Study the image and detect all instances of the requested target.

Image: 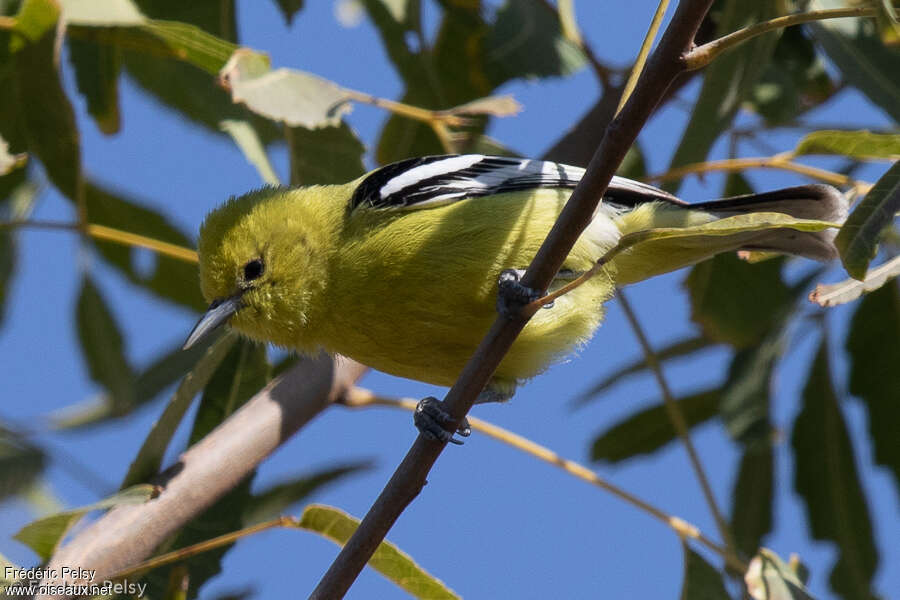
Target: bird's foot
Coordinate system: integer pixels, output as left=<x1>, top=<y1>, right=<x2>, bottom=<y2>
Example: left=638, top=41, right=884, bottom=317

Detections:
left=497, top=269, right=552, bottom=318
left=414, top=396, right=471, bottom=445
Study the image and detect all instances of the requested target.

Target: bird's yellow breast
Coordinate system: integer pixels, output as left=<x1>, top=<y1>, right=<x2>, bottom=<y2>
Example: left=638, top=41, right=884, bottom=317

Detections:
left=308, top=188, right=615, bottom=387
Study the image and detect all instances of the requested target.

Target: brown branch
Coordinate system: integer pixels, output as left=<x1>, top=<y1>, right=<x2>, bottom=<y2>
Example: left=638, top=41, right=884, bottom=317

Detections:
left=37, top=355, right=367, bottom=600
left=310, top=1, right=717, bottom=597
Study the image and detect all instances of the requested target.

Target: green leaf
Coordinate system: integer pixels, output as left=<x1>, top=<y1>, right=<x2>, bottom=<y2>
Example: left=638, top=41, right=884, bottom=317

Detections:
left=810, top=254, right=900, bottom=307
left=122, top=332, right=237, bottom=487
left=13, top=484, right=156, bottom=560
left=0, top=428, right=46, bottom=502
left=665, top=0, right=781, bottom=191
left=679, top=545, right=730, bottom=600
left=220, top=119, right=280, bottom=185
left=573, top=335, right=714, bottom=407
left=287, top=122, right=366, bottom=185
left=747, top=24, right=835, bottom=125
left=730, top=443, right=773, bottom=559
left=68, top=37, right=122, bottom=134
left=590, top=389, right=720, bottom=463
left=0, top=176, right=37, bottom=328
left=846, top=280, right=900, bottom=490
left=84, top=180, right=204, bottom=310
left=792, top=340, right=878, bottom=600
left=835, top=160, right=900, bottom=280
left=219, top=50, right=352, bottom=129
left=242, top=461, right=373, bottom=525
left=272, top=0, right=304, bottom=25
left=297, top=504, right=459, bottom=600
left=794, top=130, right=900, bottom=160
left=75, top=275, right=136, bottom=415
left=12, top=5, right=83, bottom=203
left=685, top=254, right=791, bottom=348
left=809, top=0, right=900, bottom=123
left=61, top=0, right=146, bottom=25
left=745, top=548, right=814, bottom=600
left=718, top=333, right=782, bottom=445
left=483, top=0, right=585, bottom=83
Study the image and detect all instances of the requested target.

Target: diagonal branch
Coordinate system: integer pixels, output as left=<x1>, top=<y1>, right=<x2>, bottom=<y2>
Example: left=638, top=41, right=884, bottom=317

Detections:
left=37, top=355, right=367, bottom=600
left=310, top=1, right=717, bottom=598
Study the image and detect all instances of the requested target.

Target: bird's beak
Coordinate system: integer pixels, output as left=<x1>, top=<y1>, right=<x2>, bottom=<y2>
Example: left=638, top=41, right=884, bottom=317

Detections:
left=183, top=293, right=244, bottom=350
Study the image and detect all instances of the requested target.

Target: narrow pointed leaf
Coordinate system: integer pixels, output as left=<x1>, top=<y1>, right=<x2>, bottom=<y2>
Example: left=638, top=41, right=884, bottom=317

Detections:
left=591, top=389, right=720, bottom=463
left=845, top=281, right=900, bottom=490
left=792, top=341, right=878, bottom=600
left=297, top=504, right=459, bottom=600
left=835, top=160, right=900, bottom=280
left=794, top=130, right=900, bottom=160
left=287, top=122, right=365, bottom=185
left=13, top=485, right=155, bottom=560
left=680, top=545, right=730, bottom=600
left=810, top=254, right=900, bottom=307
left=68, top=38, right=122, bottom=134
left=220, top=119, right=280, bottom=186
left=242, top=461, right=373, bottom=525
left=745, top=548, right=814, bottom=600
left=730, top=443, right=774, bottom=558
left=0, top=430, right=46, bottom=502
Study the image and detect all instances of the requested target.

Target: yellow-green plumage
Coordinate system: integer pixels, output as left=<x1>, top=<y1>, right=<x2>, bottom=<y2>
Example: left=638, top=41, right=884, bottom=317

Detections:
left=193, top=155, right=846, bottom=392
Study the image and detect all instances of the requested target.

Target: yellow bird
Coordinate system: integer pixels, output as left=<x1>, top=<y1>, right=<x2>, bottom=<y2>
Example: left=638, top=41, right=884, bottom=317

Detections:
left=185, top=155, right=845, bottom=441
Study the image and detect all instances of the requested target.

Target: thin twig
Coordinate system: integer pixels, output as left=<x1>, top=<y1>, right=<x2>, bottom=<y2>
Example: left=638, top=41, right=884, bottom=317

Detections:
left=310, top=2, right=718, bottom=597
left=646, top=155, right=856, bottom=188
left=685, top=7, right=879, bottom=70
left=1, top=219, right=199, bottom=263
left=342, top=389, right=746, bottom=572
left=617, top=289, right=740, bottom=565
left=617, top=0, right=671, bottom=114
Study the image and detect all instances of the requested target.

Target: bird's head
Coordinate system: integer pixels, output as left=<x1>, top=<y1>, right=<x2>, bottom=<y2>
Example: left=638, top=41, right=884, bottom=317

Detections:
left=184, top=186, right=335, bottom=350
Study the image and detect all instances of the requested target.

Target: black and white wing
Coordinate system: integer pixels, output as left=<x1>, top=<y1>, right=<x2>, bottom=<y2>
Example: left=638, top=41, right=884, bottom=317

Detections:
left=349, top=155, right=683, bottom=212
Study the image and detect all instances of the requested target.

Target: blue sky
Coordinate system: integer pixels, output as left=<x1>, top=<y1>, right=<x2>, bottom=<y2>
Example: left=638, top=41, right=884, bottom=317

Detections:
left=1, top=1, right=897, bottom=598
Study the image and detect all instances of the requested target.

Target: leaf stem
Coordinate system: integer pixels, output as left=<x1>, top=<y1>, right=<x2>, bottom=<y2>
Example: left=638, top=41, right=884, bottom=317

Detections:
left=109, top=516, right=297, bottom=580
left=685, top=7, right=879, bottom=70
left=342, top=388, right=746, bottom=572
left=617, top=0, right=672, bottom=114
left=617, top=290, right=740, bottom=567
left=1, top=219, right=199, bottom=263
left=647, top=155, right=856, bottom=187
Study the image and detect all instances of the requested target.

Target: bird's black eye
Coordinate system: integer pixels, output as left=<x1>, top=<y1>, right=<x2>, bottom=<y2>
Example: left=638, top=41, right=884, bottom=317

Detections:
left=243, top=258, right=264, bottom=281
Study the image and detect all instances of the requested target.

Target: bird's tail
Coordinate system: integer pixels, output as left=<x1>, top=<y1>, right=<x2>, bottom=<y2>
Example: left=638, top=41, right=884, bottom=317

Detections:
left=690, top=184, right=848, bottom=261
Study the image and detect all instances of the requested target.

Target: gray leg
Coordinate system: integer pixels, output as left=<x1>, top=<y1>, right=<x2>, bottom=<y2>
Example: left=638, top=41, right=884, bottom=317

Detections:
left=497, top=269, right=551, bottom=317
left=414, top=397, right=471, bottom=445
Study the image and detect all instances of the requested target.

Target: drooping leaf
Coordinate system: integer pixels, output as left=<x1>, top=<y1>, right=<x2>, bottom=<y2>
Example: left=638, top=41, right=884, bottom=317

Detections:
left=75, top=275, right=136, bottom=416
left=574, top=335, right=715, bottom=407
left=287, top=122, right=366, bottom=186
left=10, top=0, right=58, bottom=48
left=718, top=333, right=782, bottom=445
left=792, top=340, right=878, bottom=600
left=665, top=0, right=782, bottom=191
left=482, top=0, right=586, bottom=83
left=220, top=119, right=280, bottom=186
left=0, top=176, right=37, bottom=328
left=679, top=545, right=730, bottom=600
left=219, top=49, right=353, bottom=129
left=297, top=504, right=459, bottom=600
left=272, top=0, right=304, bottom=25
left=730, top=443, right=773, bottom=559
left=747, top=24, right=836, bottom=125
left=84, top=180, right=204, bottom=311
left=810, top=254, right=900, bottom=307
left=0, top=428, right=46, bottom=502
left=12, top=1, right=83, bottom=203
left=794, top=130, right=900, bottom=160
left=686, top=254, right=790, bottom=348
left=845, top=280, right=900, bottom=490
left=835, top=160, right=900, bottom=280
left=68, top=37, right=122, bottom=134
left=122, top=331, right=236, bottom=487
left=13, top=485, right=156, bottom=560
left=242, top=461, right=373, bottom=525
left=745, top=548, right=814, bottom=600
left=808, top=0, right=900, bottom=123
left=590, top=389, right=720, bottom=463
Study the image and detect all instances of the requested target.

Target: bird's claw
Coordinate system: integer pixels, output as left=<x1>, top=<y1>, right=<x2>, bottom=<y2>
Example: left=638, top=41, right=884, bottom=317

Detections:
left=414, top=396, right=471, bottom=445
left=497, top=269, right=552, bottom=317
